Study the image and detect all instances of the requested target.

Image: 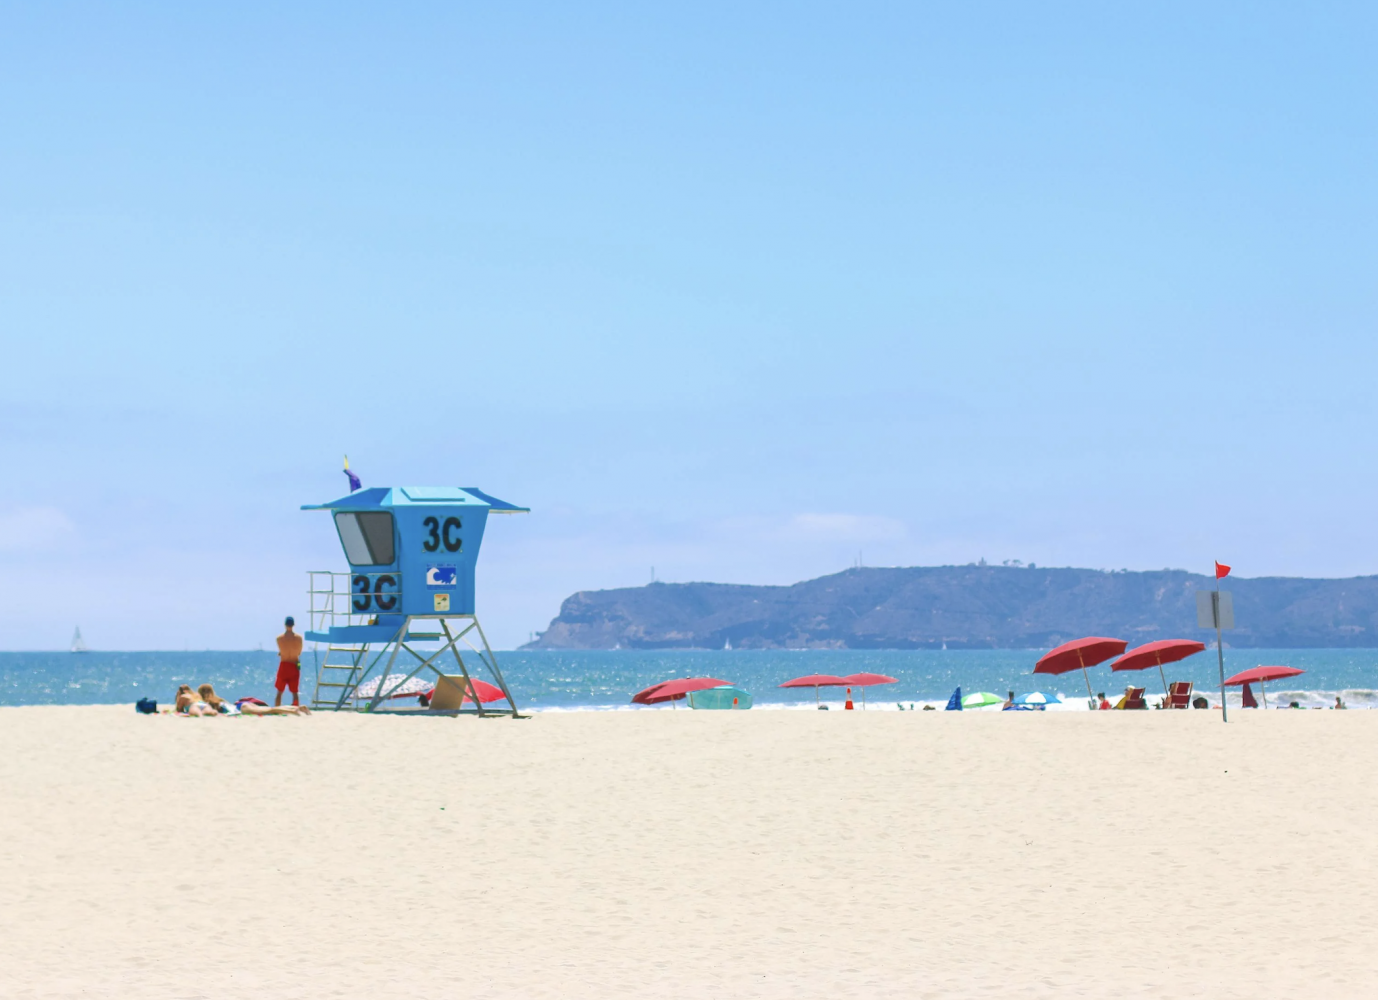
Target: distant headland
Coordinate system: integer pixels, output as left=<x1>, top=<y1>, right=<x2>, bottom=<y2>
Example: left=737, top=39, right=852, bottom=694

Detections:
left=523, top=565, right=1378, bottom=650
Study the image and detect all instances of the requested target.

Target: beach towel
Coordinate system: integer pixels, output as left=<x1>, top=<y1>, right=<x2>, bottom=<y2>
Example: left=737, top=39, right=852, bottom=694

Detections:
left=945, top=687, right=962, bottom=711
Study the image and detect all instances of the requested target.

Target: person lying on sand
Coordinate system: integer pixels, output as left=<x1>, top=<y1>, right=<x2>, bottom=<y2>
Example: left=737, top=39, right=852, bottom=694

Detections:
left=238, top=702, right=312, bottom=716
left=174, top=685, right=217, bottom=717
left=197, top=684, right=237, bottom=715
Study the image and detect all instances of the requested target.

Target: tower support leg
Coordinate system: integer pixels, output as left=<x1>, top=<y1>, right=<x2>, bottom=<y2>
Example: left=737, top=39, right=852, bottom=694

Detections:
left=470, top=616, right=520, bottom=719
left=364, top=616, right=413, bottom=712
left=440, top=619, right=488, bottom=718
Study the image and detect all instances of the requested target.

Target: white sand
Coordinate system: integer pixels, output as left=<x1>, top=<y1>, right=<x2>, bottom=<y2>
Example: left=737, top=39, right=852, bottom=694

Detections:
left=1, top=706, right=1375, bottom=998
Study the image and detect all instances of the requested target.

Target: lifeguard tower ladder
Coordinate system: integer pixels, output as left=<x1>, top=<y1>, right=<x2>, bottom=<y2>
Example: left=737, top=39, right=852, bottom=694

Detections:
left=302, top=485, right=528, bottom=716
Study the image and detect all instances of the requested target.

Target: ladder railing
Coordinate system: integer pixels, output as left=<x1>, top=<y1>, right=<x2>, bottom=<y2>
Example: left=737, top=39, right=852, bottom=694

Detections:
left=312, top=643, right=372, bottom=710
left=308, top=571, right=373, bottom=710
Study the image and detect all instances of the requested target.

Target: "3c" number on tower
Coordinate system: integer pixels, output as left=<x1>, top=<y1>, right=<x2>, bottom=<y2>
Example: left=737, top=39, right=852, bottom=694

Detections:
left=422, top=516, right=463, bottom=553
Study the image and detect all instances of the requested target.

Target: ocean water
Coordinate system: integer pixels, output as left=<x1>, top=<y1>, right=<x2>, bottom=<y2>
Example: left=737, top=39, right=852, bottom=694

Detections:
left=2, top=648, right=1376, bottom=709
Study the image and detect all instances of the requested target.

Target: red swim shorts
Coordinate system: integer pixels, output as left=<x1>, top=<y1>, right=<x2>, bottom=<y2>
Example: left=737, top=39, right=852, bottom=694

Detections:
left=275, top=660, right=300, bottom=694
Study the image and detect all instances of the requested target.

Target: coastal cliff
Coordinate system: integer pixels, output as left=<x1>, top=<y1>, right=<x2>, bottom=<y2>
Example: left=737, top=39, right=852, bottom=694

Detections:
left=524, top=565, right=1378, bottom=650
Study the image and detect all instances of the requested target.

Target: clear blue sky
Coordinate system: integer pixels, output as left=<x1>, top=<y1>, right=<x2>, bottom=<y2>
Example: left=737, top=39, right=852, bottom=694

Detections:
left=3, top=3, right=1376, bottom=649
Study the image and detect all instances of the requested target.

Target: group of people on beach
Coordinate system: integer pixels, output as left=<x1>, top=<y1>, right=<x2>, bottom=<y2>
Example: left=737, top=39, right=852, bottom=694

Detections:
left=171, top=616, right=310, bottom=717
left=173, top=683, right=311, bottom=716
left=1082, top=688, right=1348, bottom=711
left=1088, top=689, right=1211, bottom=710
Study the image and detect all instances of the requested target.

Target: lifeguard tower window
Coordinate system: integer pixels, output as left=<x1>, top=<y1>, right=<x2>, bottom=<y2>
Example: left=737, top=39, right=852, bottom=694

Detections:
left=334, top=511, right=395, bottom=565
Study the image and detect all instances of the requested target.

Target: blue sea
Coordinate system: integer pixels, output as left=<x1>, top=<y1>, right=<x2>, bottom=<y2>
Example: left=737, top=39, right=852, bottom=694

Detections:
left=2, top=648, right=1376, bottom=709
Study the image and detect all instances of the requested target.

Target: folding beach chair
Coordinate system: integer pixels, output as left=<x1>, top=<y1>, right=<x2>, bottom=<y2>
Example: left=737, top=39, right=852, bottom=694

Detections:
left=428, top=674, right=474, bottom=711
left=1166, top=681, right=1193, bottom=709
left=1118, top=686, right=1148, bottom=710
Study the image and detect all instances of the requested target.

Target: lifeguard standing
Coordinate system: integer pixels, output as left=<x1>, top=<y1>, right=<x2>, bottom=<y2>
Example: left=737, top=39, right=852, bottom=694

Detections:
left=275, top=616, right=304, bottom=706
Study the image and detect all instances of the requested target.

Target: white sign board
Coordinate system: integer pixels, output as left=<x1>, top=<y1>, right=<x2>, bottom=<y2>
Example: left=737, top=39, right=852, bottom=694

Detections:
left=1196, top=590, right=1234, bottom=630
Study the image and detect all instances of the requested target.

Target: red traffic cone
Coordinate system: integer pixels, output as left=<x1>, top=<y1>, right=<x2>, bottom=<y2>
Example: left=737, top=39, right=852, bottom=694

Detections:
left=844, top=687, right=854, bottom=711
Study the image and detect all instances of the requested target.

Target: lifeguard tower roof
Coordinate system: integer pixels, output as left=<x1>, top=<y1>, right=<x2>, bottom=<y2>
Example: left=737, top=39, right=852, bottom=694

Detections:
left=301, top=486, right=529, bottom=513
left=302, top=484, right=526, bottom=623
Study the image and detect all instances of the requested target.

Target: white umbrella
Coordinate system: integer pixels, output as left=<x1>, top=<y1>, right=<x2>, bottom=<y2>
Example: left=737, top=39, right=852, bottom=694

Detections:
left=353, top=674, right=433, bottom=700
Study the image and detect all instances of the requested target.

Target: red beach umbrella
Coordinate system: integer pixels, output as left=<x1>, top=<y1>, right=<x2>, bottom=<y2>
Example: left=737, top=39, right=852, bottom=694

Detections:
left=631, top=677, right=732, bottom=707
left=842, top=672, right=899, bottom=710
left=1034, top=637, right=1127, bottom=701
left=460, top=678, right=507, bottom=704
left=1223, top=665, right=1304, bottom=710
left=779, top=674, right=851, bottom=707
left=1224, top=665, right=1305, bottom=685
left=1111, top=639, right=1207, bottom=698
left=780, top=674, right=852, bottom=688
left=843, top=673, right=899, bottom=687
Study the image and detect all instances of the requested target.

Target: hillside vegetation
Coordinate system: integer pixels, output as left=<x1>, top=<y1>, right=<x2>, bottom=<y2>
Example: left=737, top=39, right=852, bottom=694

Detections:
left=525, top=566, right=1378, bottom=650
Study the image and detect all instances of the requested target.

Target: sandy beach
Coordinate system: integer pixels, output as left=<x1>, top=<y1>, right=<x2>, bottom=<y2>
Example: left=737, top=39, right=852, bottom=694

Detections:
left=2, top=706, right=1374, bottom=998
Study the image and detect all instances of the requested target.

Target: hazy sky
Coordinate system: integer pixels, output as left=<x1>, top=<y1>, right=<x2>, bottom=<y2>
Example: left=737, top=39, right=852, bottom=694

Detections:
left=3, top=3, right=1377, bottom=649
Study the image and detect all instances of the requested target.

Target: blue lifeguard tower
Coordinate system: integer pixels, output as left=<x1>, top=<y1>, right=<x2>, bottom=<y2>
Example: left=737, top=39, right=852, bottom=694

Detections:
left=301, top=485, right=528, bottom=715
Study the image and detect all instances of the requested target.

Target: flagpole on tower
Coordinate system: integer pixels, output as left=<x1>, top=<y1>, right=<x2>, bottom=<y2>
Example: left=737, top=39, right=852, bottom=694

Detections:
left=343, top=456, right=362, bottom=493
left=1214, top=560, right=1230, bottom=723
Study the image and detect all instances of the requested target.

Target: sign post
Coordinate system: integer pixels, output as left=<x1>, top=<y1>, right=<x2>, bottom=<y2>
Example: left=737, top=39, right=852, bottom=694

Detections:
left=1196, top=561, right=1234, bottom=722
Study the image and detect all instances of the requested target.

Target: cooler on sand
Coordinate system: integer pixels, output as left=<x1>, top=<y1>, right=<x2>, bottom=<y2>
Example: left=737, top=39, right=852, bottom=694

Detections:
left=687, top=686, right=754, bottom=710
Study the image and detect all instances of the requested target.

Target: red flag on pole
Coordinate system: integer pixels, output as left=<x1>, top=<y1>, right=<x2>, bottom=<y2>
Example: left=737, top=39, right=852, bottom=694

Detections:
left=1215, top=561, right=1231, bottom=579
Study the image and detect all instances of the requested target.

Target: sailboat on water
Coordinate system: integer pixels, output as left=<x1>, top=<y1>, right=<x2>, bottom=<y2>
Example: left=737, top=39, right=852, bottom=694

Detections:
left=70, top=627, right=89, bottom=653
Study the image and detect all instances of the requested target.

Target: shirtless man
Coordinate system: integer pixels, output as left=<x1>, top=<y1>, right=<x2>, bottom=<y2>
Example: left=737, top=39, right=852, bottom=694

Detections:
left=274, top=616, right=304, bottom=707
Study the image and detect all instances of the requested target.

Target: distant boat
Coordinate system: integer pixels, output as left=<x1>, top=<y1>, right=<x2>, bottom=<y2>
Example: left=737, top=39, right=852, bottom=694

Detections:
left=723, top=638, right=732, bottom=651
left=71, top=627, right=89, bottom=653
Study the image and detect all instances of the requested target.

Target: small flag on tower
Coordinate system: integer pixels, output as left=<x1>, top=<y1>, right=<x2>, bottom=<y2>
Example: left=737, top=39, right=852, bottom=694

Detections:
left=343, top=456, right=361, bottom=493
left=1215, top=560, right=1231, bottom=579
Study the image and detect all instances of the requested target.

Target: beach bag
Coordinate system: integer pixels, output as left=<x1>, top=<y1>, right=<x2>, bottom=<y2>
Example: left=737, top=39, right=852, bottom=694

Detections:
left=136, top=698, right=157, bottom=714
